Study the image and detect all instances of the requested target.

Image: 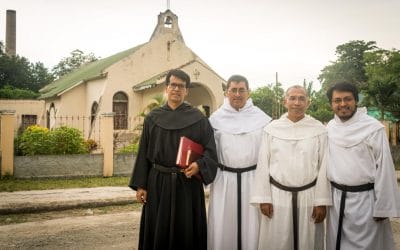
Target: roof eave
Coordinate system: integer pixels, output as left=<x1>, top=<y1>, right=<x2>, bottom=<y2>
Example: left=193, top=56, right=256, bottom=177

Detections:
left=57, top=72, right=108, bottom=97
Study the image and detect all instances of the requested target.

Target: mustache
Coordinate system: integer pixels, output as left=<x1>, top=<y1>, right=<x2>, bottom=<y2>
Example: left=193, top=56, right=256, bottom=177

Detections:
left=337, top=106, right=352, bottom=110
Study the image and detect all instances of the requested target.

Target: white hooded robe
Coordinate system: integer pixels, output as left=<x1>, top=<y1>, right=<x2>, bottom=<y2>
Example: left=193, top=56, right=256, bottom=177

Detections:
left=208, top=98, right=271, bottom=250
left=326, top=108, right=400, bottom=250
left=250, top=114, right=332, bottom=250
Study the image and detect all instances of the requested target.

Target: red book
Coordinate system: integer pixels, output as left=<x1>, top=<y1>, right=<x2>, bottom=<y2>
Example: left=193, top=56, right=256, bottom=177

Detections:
left=176, top=136, right=204, bottom=168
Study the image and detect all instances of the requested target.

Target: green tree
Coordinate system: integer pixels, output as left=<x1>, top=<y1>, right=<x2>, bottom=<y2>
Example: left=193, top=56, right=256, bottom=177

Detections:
left=30, top=62, right=54, bottom=92
left=307, top=89, right=334, bottom=123
left=0, top=40, right=54, bottom=97
left=318, top=40, right=377, bottom=90
left=251, top=83, right=284, bottom=119
left=302, top=80, right=333, bottom=123
left=303, top=80, right=315, bottom=99
left=52, top=49, right=98, bottom=79
left=0, top=52, right=32, bottom=90
left=363, top=49, right=400, bottom=119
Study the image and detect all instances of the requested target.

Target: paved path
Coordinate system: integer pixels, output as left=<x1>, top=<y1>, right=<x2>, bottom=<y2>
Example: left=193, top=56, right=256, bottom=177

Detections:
left=0, top=187, right=136, bottom=214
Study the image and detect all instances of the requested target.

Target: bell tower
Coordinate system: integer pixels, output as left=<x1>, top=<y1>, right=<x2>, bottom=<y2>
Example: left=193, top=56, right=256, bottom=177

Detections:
left=149, top=9, right=185, bottom=43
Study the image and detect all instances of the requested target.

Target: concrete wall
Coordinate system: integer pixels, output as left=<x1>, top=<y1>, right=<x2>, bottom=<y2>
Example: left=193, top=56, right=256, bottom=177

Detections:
left=113, top=153, right=135, bottom=176
left=13, top=153, right=135, bottom=179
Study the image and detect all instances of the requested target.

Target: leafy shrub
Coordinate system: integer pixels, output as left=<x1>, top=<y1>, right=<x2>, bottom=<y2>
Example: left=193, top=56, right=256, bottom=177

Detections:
left=117, top=142, right=139, bottom=154
left=50, top=126, right=88, bottom=154
left=18, top=125, right=88, bottom=155
left=18, top=125, right=51, bottom=155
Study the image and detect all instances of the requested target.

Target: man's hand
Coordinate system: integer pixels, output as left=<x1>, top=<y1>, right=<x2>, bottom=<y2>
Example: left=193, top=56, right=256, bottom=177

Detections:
left=184, top=162, right=200, bottom=178
left=136, top=188, right=147, bottom=205
left=312, top=206, right=326, bottom=223
left=260, top=203, right=273, bottom=218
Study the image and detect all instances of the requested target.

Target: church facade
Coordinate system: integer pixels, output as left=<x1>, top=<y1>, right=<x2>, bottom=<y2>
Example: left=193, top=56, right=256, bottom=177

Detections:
left=38, top=9, right=225, bottom=141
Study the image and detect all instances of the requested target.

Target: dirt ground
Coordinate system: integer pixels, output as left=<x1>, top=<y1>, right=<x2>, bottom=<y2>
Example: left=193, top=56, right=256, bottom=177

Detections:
left=1, top=204, right=400, bottom=249
left=0, top=205, right=140, bottom=250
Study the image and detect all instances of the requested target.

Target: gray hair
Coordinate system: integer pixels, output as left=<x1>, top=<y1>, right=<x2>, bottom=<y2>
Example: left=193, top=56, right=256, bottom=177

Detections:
left=285, top=85, right=308, bottom=97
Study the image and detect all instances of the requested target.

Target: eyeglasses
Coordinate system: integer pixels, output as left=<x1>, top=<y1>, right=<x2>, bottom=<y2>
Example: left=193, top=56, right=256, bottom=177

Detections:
left=332, top=96, right=354, bottom=104
left=287, top=96, right=307, bottom=102
left=168, top=83, right=186, bottom=90
left=227, top=88, right=248, bottom=95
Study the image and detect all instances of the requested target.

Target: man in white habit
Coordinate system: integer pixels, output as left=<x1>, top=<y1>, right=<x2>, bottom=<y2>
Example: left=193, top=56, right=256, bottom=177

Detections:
left=325, top=81, right=400, bottom=250
left=250, top=85, right=332, bottom=250
left=208, top=75, right=271, bottom=250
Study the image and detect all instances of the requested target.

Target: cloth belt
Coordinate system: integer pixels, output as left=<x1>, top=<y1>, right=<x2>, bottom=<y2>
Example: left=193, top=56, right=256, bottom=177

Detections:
left=331, top=181, right=374, bottom=250
left=218, top=164, right=256, bottom=250
left=270, top=176, right=317, bottom=250
left=153, top=163, right=182, bottom=250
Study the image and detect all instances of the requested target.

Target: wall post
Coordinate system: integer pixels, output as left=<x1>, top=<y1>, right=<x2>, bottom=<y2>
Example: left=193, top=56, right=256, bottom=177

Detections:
left=1, top=110, right=16, bottom=177
left=100, top=113, right=115, bottom=177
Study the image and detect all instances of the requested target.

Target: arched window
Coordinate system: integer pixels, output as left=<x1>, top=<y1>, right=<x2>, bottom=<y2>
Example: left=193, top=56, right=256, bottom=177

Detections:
left=113, top=92, right=128, bottom=130
left=47, top=103, right=56, bottom=130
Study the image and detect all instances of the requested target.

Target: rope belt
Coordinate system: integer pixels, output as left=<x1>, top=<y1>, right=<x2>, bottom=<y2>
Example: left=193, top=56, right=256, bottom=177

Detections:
left=270, top=176, right=317, bottom=250
left=218, top=164, right=256, bottom=250
left=153, top=163, right=182, bottom=250
left=330, top=181, right=374, bottom=250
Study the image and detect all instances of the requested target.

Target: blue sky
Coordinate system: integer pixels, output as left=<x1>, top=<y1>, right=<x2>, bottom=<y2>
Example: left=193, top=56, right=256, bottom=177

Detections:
left=1, top=0, right=399, bottom=90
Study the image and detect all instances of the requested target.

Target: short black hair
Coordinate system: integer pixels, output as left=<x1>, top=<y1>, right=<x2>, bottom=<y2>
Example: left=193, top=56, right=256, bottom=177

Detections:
left=227, top=75, right=249, bottom=90
left=326, top=81, right=359, bottom=103
left=165, top=69, right=191, bottom=88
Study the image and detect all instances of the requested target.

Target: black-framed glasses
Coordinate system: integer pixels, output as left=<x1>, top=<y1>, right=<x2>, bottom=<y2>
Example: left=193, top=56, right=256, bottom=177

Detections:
left=227, top=88, right=248, bottom=94
left=332, top=96, right=354, bottom=104
left=168, top=83, right=186, bottom=90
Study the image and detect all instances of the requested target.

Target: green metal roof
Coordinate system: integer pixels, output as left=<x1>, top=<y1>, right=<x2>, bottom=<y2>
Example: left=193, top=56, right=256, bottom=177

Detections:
left=39, top=43, right=146, bottom=99
left=133, top=70, right=169, bottom=92
left=132, top=60, right=202, bottom=92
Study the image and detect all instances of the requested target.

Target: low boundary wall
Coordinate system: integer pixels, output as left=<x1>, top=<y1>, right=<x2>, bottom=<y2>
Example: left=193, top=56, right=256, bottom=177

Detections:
left=7, top=146, right=400, bottom=179
left=13, top=153, right=135, bottom=179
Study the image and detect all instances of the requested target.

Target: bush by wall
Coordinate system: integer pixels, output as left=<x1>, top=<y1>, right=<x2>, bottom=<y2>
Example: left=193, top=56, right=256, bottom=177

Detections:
left=18, top=125, right=52, bottom=155
left=50, top=126, right=88, bottom=154
left=18, top=125, right=89, bottom=155
left=117, top=142, right=139, bottom=154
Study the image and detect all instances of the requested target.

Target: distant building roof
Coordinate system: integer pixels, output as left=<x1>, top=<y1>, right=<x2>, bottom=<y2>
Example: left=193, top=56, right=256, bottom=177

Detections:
left=39, top=44, right=145, bottom=99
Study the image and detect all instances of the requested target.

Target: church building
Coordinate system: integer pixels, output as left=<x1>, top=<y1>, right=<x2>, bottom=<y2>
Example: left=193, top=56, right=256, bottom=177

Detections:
left=38, top=9, right=225, bottom=141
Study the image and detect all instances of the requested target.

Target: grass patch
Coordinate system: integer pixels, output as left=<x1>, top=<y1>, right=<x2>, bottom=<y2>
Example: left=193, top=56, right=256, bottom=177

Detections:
left=0, top=176, right=130, bottom=192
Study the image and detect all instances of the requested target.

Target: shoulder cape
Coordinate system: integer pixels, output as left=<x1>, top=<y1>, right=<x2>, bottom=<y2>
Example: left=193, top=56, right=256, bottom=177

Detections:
left=266, top=114, right=326, bottom=140
left=327, top=107, right=384, bottom=147
left=209, top=98, right=271, bottom=134
left=148, top=102, right=205, bottom=130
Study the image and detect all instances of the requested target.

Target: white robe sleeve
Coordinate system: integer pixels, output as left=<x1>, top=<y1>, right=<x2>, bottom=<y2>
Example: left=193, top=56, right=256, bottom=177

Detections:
left=369, top=128, right=400, bottom=217
left=313, top=133, right=332, bottom=206
left=250, top=129, right=272, bottom=205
